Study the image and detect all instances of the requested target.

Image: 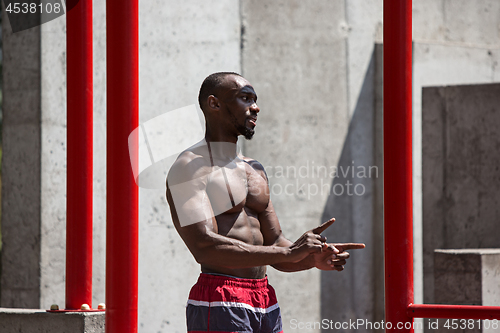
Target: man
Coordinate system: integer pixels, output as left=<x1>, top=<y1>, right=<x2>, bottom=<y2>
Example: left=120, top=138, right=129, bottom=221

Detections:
left=166, top=72, right=365, bottom=333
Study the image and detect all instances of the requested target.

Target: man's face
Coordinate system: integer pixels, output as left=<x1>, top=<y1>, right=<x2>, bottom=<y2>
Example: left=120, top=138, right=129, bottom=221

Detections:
left=220, top=75, right=260, bottom=140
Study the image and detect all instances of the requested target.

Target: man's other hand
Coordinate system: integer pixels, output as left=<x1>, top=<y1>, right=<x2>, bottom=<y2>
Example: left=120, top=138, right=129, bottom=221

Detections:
left=287, top=218, right=337, bottom=263
left=313, top=243, right=366, bottom=271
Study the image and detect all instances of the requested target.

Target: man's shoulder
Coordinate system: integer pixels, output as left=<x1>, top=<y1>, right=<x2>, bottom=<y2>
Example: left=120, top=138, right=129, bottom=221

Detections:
left=167, top=148, right=212, bottom=187
left=240, top=155, right=268, bottom=180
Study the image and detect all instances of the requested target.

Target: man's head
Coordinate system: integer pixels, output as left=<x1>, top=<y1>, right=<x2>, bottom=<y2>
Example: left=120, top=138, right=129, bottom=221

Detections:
left=198, top=72, right=259, bottom=140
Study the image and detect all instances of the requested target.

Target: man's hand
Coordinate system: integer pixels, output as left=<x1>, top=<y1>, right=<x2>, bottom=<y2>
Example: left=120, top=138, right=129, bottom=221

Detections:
left=287, top=218, right=337, bottom=263
left=312, top=243, right=365, bottom=271
left=270, top=218, right=365, bottom=272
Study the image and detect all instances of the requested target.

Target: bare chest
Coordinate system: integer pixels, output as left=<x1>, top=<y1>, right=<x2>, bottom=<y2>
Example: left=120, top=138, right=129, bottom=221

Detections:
left=206, top=162, right=269, bottom=216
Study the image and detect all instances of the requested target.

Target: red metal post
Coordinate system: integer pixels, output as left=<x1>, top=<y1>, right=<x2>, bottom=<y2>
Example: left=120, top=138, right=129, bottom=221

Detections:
left=106, top=0, right=139, bottom=331
left=408, top=304, right=500, bottom=320
left=383, top=0, right=413, bottom=331
left=382, top=0, right=500, bottom=325
left=66, top=0, right=93, bottom=310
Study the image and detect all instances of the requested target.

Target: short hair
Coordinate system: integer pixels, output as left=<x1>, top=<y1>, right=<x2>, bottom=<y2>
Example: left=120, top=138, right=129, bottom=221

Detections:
left=198, top=72, right=242, bottom=111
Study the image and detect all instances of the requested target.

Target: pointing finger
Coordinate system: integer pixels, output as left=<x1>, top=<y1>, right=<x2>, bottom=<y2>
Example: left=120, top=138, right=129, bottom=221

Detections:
left=312, top=218, right=335, bottom=235
left=334, top=243, right=366, bottom=252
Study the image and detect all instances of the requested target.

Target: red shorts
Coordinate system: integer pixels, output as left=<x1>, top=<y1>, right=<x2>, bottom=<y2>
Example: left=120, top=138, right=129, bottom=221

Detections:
left=186, top=273, right=283, bottom=333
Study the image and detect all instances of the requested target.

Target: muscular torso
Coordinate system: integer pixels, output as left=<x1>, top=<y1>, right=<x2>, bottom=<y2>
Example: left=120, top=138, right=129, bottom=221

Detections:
left=201, top=155, right=270, bottom=279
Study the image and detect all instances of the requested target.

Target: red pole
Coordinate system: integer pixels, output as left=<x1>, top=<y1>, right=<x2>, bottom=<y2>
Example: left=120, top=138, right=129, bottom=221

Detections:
left=383, top=0, right=413, bottom=332
left=408, top=304, right=500, bottom=320
left=106, top=0, right=139, bottom=331
left=66, top=0, right=93, bottom=310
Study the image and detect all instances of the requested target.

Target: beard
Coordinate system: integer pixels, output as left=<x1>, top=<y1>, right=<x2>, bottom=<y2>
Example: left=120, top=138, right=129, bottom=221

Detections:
left=236, top=123, right=255, bottom=140
left=227, top=108, right=255, bottom=140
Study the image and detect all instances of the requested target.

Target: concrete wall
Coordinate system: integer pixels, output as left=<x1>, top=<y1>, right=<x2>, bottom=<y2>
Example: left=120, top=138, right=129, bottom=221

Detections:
left=422, top=83, right=500, bottom=307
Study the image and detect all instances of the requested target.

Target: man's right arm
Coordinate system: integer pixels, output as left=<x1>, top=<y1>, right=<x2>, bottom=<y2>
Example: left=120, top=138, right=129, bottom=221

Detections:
left=166, top=186, right=327, bottom=269
left=165, top=153, right=324, bottom=269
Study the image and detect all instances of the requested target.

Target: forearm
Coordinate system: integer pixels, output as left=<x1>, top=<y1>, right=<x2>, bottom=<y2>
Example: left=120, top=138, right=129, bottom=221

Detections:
left=271, top=257, right=315, bottom=272
left=193, top=232, right=292, bottom=269
left=269, top=236, right=315, bottom=272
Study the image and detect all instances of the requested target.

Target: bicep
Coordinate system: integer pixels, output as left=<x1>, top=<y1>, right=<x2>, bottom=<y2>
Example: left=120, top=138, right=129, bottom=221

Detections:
left=166, top=156, right=219, bottom=247
left=166, top=184, right=219, bottom=260
left=166, top=154, right=215, bottom=228
left=168, top=180, right=213, bottom=228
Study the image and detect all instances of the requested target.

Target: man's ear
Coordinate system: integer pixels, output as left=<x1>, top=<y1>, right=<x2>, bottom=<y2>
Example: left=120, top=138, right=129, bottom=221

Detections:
left=207, top=95, right=220, bottom=111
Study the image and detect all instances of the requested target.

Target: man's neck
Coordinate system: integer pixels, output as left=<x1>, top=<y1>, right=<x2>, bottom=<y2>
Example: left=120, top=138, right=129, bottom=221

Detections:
left=204, top=137, right=239, bottom=163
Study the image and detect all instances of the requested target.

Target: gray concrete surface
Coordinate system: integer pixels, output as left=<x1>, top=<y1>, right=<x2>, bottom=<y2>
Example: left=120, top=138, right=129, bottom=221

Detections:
left=422, top=83, right=500, bottom=310
left=39, top=11, right=69, bottom=311
left=1, top=5, right=42, bottom=308
left=434, top=249, right=500, bottom=333
left=0, top=308, right=105, bottom=333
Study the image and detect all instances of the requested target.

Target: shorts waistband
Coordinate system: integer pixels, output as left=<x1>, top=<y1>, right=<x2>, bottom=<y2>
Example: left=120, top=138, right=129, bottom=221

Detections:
left=197, top=273, right=269, bottom=289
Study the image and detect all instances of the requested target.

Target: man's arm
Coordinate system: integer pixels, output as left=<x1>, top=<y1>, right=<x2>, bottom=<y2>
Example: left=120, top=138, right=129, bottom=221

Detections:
left=167, top=187, right=327, bottom=268
left=259, top=198, right=365, bottom=272
left=253, top=162, right=364, bottom=272
left=166, top=153, right=325, bottom=269
left=259, top=200, right=340, bottom=272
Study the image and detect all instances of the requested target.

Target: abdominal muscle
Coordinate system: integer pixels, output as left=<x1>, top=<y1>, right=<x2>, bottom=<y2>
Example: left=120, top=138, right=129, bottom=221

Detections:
left=201, top=207, right=267, bottom=279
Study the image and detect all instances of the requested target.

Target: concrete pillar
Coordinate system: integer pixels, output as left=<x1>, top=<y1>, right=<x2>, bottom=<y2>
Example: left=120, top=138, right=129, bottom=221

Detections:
left=422, top=83, right=500, bottom=310
left=434, top=249, right=500, bottom=333
left=1, top=5, right=42, bottom=308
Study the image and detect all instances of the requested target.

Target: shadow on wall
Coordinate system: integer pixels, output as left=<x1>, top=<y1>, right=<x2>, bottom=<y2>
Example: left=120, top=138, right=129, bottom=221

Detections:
left=320, top=46, right=385, bottom=333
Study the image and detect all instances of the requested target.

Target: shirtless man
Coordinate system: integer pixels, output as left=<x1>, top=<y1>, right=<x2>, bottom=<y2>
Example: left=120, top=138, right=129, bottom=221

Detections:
left=166, top=72, right=365, bottom=333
